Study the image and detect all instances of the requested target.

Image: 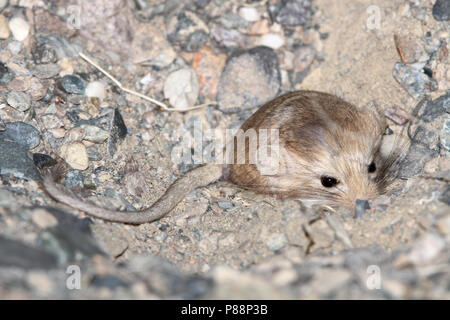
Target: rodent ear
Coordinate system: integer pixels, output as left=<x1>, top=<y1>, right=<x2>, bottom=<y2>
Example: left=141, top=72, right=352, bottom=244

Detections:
left=362, top=101, right=386, bottom=130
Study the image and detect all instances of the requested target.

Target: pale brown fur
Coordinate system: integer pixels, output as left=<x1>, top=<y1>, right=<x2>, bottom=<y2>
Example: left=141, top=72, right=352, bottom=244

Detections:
left=229, top=90, right=393, bottom=207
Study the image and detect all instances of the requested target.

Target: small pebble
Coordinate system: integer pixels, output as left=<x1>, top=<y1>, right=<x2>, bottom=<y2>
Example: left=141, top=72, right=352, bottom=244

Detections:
left=59, top=142, right=89, bottom=170
left=276, top=0, right=313, bottom=26
left=250, top=19, right=270, bottom=35
left=29, top=77, right=47, bottom=101
left=85, top=81, right=106, bottom=100
left=192, top=46, right=227, bottom=100
left=7, top=40, right=23, bottom=55
left=239, top=7, right=261, bottom=22
left=217, top=46, right=281, bottom=111
left=293, top=46, right=315, bottom=75
left=41, top=114, right=63, bottom=130
left=33, top=35, right=80, bottom=60
left=6, top=91, right=31, bottom=112
left=1, top=121, right=40, bottom=149
left=81, top=125, right=109, bottom=143
left=31, top=63, right=61, bottom=79
left=183, top=30, right=209, bottom=52
left=392, top=62, right=438, bottom=99
left=6, top=62, right=30, bottom=76
left=384, top=106, right=410, bottom=125
left=219, top=12, right=248, bottom=29
left=7, top=76, right=30, bottom=92
left=61, top=74, right=86, bottom=94
left=210, top=27, right=246, bottom=48
left=217, top=200, right=234, bottom=210
left=266, top=233, right=287, bottom=251
left=412, top=91, right=448, bottom=123
left=65, top=169, right=85, bottom=189
left=432, top=0, right=450, bottom=21
left=167, top=11, right=209, bottom=51
left=0, top=62, right=14, bottom=86
left=0, top=14, right=10, bottom=39
left=164, top=68, right=199, bottom=110
left=0, top=140, right=41, bottom=180
left=8, top=17, right=30, bottom=41
left=140, top=73, right=154, bottom=86
left=354, top=199, right=370, bottom=218
left=259, top=33, right=285, bottom=49
left=394, top=34, right=425, bottom=64
left=107, top=108, right=128, bottom=156
left=130, top=24, right=176, bottom=67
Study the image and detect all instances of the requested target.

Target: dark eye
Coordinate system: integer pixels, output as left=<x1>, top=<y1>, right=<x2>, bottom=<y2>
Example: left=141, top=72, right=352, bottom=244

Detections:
left=368, top=162, right=376, bottom=173
left=321, top=176, right=339, bottom=188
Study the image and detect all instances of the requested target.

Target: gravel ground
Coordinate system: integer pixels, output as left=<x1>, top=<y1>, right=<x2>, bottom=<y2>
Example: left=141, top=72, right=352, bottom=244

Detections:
left=0, top=0, right=449, bottom=299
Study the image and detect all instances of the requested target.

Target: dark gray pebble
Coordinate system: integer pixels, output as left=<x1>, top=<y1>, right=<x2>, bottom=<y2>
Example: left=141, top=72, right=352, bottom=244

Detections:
left=0, top=62, right=14, bottom=86
left=398, top=143, right=438, bottom=178
left=432, top=0, right=450, bottom=21
left=392, top=62, right=438, bottom=99
left=355, top=199, right=370, bottom=218
left=34, top=34, right=81, bottom=60
left=276, top=0, right=313, bottom=26
left=412, top=92, right=449, bottom=123
left=61, top=75, right=86, bottom=95
left=0, top=121, right=41, bottom=149
left=107, top=108, right=128, bottom=156
left=183, top=30, right=209, bottom=52
left=0, top=140, right=41, bottom=181
left=65, top=169, right=85, bottom=189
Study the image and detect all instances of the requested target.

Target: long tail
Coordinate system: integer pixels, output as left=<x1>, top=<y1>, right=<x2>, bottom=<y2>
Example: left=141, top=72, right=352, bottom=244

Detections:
left=42, top=164, right=223, bottom=224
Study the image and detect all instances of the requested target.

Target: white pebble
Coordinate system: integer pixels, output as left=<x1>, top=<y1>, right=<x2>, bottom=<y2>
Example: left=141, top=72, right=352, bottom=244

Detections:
left=85, top=81, right=106, bottom=100
left=239, top=7, right=261, bottom=22
left=266, top=233, right=287, bottom=251
left=59, top=142, right=89, bottom=170
left=8, top=17, right=30, bottom=42
left=259, top=33, right=285, bottom=49
left=164, top=68, right=199, bottom=110
left=140, top=73, right=154, bottom=85
left=7, top=41, right=23, bottom=56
